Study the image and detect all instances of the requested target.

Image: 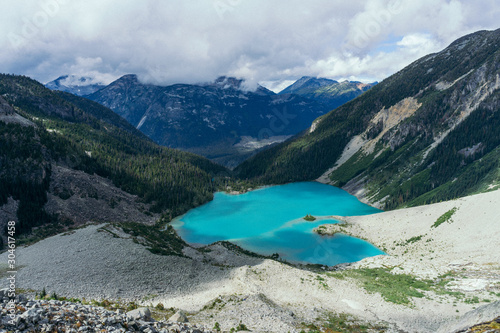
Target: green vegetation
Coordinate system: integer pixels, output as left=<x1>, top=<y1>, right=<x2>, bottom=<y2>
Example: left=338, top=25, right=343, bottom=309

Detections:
left=40, top=288, right=47, bottom=299
left=235, top=322, right=249, bottom=331
left=35, top=288, right=81, bottom=304
left=316, top=225, right=327, bottom=235
left=397, top=234, right=425, bottom=246
left=432, top=208, right=458, bottom=228
left=327, top=268, right=463, bottom=306
left=203, top=298, right=224, bottom=311
left=304, top=214, right=316, bottom=221
left=464, top=296, right=480, bottom=304
left=214, top=241, right=268, bottom=259
left=316, top=274, right=329, bottom=289
left=300, top=313, right=386, bottom=333
left=108, top=222, right=187, bottom=257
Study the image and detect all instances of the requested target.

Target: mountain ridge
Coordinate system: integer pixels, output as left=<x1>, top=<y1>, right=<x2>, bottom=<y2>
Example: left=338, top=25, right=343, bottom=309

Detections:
left=279, top=76, right=338, bottom=94
left=45, top=75, right=107, bottom=96
left=236, top=28, right=500, bottom=210
left=279, top=76, right=377, bottom=111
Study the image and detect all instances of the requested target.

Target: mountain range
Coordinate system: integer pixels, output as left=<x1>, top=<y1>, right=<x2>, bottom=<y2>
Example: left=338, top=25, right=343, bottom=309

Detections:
left=6, top=28, right=500, bottom=234
left=86, top=75, right=333, bottom=168
left=44, top=75, right=373, bottom=168
left=236, top=28, right=500, bottom=210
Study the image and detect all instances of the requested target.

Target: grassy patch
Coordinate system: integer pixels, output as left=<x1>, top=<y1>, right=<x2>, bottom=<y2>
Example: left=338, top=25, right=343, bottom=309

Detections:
left=300, top=313, right=387, bottom=333
left=464, top=296, right=480, bottom=304
left=327, top=268, right=463, bottom=306
left=432, top=207, right=457, bottom=228
left=396, top=234, right=426, bottom=246
left=316, top=275, right=329, bottom=289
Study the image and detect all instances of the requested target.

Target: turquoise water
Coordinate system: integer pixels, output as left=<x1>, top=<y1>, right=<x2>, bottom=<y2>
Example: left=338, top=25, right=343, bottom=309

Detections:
left=171, top=182, right=385, bottom=266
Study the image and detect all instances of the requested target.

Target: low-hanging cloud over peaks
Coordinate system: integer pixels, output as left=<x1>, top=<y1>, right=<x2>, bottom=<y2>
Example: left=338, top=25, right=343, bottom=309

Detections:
left=1, top=0, right=498, bottom=89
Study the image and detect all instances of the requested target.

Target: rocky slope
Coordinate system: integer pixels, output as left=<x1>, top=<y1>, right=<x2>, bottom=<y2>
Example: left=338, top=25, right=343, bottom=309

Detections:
left=88, top=75, right=331, bottom=168
left=0, top=296, right=213, bottom=332
left=279, top=76, right=376, bottom=110
left=237, top=28, right=500, bottom=210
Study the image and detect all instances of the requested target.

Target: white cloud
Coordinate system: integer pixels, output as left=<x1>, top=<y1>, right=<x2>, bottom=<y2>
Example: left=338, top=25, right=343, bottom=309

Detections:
left=0, top=0, right=498, bottom=87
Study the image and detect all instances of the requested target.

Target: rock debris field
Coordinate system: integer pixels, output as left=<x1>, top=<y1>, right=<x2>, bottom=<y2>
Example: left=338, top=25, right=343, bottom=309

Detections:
left=0, top=294, right=214, bottom=333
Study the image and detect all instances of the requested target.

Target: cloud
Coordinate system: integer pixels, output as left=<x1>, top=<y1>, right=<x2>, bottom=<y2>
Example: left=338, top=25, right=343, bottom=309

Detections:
left=0, top=0, right=498, bottom=87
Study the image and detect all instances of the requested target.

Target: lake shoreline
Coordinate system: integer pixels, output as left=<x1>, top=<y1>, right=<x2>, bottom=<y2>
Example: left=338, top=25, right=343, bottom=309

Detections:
left=173, top=182, right=383, bottom=266
left=313, top=189, right=500, bottom=278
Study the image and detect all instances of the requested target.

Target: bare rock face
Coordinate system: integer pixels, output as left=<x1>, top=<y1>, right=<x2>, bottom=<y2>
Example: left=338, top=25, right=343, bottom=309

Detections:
left=437, top=301, right=500, bottom=333
left=0, top=95, right=35, bottom=126
left=0, top=96, right=15, bottom=115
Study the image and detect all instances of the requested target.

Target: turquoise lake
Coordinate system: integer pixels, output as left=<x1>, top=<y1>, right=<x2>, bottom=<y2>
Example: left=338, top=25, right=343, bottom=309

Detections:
left=171, top=182, right=385, bottom=266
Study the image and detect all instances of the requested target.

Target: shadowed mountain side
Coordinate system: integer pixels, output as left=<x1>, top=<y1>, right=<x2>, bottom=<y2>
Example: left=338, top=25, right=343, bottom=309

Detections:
left=87, top=75, right=334, bottom=167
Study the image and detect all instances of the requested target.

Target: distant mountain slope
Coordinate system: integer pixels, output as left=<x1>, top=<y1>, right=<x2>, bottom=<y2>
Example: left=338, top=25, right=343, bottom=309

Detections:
left=279, top=76, right=338, bottom=94
left=88, top=75, right=330, bottom=168
left=55, top=90, right=147, bottom=137
left=0, top=74, right=226, bottom=246
left=236, top=28, right=500, bottom=210
left=45, top=75, right=106, bottom=96
left=279, top=76, right=376, bottom=110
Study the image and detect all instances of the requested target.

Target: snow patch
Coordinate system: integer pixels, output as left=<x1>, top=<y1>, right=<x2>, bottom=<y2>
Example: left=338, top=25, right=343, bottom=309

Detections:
left=136, top=115, right=147, bottom=129
left=234, top=135, right=292, bottom=151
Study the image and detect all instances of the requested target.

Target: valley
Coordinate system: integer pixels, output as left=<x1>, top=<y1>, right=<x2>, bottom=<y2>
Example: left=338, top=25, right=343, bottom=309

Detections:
left=81, top=75, right=372, bottom=168
left=1, top=26, right=500, bottom=333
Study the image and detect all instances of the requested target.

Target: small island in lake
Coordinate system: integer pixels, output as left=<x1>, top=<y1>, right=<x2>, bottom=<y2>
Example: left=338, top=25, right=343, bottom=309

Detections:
left=303, top=214, right=316, bottom=221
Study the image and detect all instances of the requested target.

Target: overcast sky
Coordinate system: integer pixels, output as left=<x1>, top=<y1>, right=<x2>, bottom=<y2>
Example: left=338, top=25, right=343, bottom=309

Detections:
left=1, top=0, right=499, bottom=91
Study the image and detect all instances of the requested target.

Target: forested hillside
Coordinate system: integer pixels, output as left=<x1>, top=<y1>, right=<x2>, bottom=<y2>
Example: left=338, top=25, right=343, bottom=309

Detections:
left=0, top=74, right=227, bottom=242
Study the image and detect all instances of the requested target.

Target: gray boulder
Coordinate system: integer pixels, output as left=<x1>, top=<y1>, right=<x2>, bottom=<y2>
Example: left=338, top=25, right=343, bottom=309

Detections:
left=126, top=307, right=152, bottom=321
left=168, top=310, right=189, bottom=323
left=0, top=288, right=9, bottom=298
